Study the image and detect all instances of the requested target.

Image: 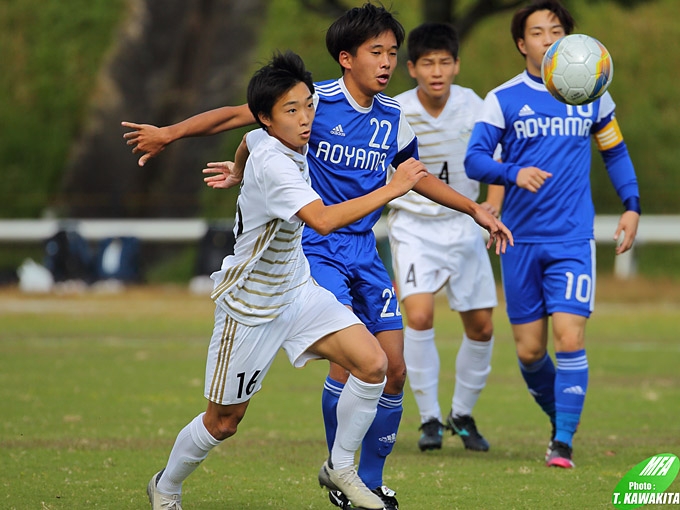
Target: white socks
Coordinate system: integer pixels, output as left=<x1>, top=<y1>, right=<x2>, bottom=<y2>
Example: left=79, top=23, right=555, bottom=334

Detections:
left=157, top=412, right=222, bottom=495
left=331, top=374, right=386, bottom=469
left=405, top=328, right=494, bottom=422
left=452, top=335, right=493, bottom=417
left=403, top=327, right=441, bottom=423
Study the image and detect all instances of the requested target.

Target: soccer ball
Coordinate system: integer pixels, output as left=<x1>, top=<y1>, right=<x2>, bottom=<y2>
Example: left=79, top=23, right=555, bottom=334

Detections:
left=541, top=34, right=613, bottom=105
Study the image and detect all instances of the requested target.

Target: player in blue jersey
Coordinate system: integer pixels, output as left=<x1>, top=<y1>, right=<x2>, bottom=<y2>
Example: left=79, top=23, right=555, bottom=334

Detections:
left=146, top=50, right=430, bottom=510
left=465, top=0, right=640, bottom=469
left=123, top=4, right=512, bottom=507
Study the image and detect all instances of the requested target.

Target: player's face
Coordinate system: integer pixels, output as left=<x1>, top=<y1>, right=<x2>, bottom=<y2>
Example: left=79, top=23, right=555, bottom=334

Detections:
left=260, top=81, right=315, bottom=154
left=408, top=50, right=459, bottom=104
left=518, top=9, right=566, bottom=77
left=339, top=30, right=398, bottom=107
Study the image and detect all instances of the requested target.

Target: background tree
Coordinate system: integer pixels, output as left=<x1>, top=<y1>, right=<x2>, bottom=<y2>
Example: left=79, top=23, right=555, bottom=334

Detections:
left=60, top=0, right=265, bottom=218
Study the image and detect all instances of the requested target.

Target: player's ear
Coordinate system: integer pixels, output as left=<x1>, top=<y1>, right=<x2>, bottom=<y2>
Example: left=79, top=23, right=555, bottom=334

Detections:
left=407, top=60, right=417, bottom=79
left=258, top=112, right=272, bottom=129
left=338, top=50, right=352, bottom=72
left=517, top=38, right=528, bottom=57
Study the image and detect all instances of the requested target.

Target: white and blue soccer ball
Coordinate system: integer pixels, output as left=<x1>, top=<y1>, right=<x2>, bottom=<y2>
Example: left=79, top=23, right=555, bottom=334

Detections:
left=541, top=33, right=613, bottom=105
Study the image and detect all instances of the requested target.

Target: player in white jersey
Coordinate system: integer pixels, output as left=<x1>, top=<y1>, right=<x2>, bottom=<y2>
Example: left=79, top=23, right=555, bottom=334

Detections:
left=465, top=0, right=640, bottom=469
left=124, top=6, right=513, bottom=508
left=389, top=22, right=505, bottom=454
left=145, top=51, right=430, bottom=510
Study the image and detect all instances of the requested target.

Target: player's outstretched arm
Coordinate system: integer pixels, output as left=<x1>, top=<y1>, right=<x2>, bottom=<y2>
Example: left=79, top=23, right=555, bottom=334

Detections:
left=613, top=210, right=640, bottom=255
left=298, top=158, right=429, bottom=236
left=121, top=104, right=256, bottom=167
left=412, top=173, right=513, bottom=254
left=202, top=136, right=249, bottom=190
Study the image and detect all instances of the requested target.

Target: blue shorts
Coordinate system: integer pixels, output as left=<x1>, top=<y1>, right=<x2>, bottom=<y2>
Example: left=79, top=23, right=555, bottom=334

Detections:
left=302, top=228, right=402, bottom=335
left=501, top=240, right=596, bottom=324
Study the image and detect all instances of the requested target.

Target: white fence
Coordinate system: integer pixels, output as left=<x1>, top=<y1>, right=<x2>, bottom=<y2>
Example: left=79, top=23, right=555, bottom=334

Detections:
left=1, top=215, right=678, bottom=279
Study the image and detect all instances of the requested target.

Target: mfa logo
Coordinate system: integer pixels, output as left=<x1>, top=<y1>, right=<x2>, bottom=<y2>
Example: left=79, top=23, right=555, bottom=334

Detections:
left=612, top=453, right=679, bottom=508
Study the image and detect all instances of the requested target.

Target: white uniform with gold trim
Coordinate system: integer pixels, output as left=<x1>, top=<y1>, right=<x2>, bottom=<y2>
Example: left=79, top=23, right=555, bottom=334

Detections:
left=388, top=86, right=497, bottom=310
left=205, top=130, right=361, bottom=405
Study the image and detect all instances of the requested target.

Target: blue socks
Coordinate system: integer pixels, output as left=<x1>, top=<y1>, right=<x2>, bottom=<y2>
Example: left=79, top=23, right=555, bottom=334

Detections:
left=554, top=350, right=588, bottom=446
left=519, top=350, right=588, bottom=447
left=519, top=353, right=556, bottom=423
left=321, top=376, right=403, bottom=490
left=321, top=376, right=344, bottom=452
left=358, top=392, right=403, bottom=490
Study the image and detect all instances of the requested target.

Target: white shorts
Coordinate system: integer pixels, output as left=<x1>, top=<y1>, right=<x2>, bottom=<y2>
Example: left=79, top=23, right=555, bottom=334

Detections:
left=387, top=209, right=498, bottom=312
left=204, top=279, right=361, bottom=405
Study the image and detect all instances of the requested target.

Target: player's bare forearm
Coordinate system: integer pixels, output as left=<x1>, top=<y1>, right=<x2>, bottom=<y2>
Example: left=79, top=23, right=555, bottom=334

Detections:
left=299, top=158, right=428, bottom=235
left=122, top=104, right=255, bottom=167
left=412, top=173, right=477, bottom=216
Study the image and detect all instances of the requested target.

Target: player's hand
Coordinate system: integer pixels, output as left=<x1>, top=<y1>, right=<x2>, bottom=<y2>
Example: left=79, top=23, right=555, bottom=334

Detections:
left=389, top=158, right=430, bottom=196
left=516, top=167, right=552, bottom=192
left=202, top=161, right=243, bottom=189
left=473, top=206, right=514, bottom=255
left=480, top=201, right=500, bottom=218
left=121, top=121, right=171, bottom=167
left=613, top=210, right=640, bottom=255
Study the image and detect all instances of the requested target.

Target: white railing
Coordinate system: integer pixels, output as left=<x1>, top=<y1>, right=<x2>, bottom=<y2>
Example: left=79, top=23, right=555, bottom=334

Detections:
left=1, top=215, right=678, bottom=279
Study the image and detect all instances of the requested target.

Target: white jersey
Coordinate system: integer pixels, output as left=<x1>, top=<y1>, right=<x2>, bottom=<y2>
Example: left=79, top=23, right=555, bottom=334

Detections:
left=390, top=85, right=482, bottom=218
left=210, top=130, right=321, bottom=326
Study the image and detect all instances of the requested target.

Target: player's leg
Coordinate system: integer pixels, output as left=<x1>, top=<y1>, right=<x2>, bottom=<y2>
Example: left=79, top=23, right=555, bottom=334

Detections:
left=513, top=318, right=555, bottom=420
left=444, top=225, right=498, bottom=451
left=306, top=322, right=387, bottom=510
left=447, top=307, right=494, bottom=451
left=351, top=241, right=404, bottom=509
left=357, top=328, right=403, bottom=509
left=401, top=292, right=445, bottom=451
left=389, top=210, right=449, bottom=452
left=301, top=234, right=354, bottom=456
left=543, top=239, right=594, bottom=468
left=149, top=401, right=250, bottom=509
left=548, top=312, right=587, bottom=468
left=149, top=305, right=280, bottom=509
left=503, top=243, right=557, bottom=449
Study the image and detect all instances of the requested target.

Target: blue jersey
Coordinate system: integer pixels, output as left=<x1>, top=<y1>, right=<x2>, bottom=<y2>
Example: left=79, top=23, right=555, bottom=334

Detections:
left=465, top=71, right=639, bottom=243
left=306, top=78, right=418, bottom=235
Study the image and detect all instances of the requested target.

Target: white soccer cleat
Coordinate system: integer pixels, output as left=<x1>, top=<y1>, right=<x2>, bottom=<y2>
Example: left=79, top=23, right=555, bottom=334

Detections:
left=318, top=458, right=385, bottom=509
left=147, top=470, right=183, bottom=510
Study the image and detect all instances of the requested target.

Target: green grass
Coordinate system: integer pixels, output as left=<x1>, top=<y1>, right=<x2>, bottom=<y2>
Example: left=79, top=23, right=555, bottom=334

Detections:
left=1, top=283, right=679, bottom=509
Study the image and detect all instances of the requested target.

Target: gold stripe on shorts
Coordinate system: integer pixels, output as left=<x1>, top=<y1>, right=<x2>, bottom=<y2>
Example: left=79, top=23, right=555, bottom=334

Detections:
left=208, top=315, right=237, bottom=403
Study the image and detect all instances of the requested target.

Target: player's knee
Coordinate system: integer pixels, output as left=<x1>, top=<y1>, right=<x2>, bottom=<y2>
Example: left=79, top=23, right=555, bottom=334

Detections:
left=466, top=322, right=494, bottom=342
left=406, top=311, right=434, bottom=330
left=385, top=360, right=407, bottom=392
left=356, top=350, right=388, bottom=384
left=516, top=344, right=547, bottom=365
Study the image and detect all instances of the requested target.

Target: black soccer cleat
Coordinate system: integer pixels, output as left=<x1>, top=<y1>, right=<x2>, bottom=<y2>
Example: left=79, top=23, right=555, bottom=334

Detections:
left=546, top=440, right=575, bottom=468
left=372, top=485, right=398, bottom=510
left=417, top=419, right=445, bottom=451
left=446, top=412, right=490, bottom=451
left=328, top=489, right=351, bottom=509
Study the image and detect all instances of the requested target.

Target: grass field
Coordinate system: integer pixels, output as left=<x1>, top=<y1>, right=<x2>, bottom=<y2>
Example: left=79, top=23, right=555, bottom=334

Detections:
left=1, top=278, right=679, bottom=509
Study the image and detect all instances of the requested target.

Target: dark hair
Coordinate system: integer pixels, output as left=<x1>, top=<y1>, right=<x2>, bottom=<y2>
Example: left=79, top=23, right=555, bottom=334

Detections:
left=325, top=2, right=405, bottom=66
left=510, top=0, right=575, bottom=54
left=407, top=22, right=459, bottom=63
left=246, top=51, right=314, bottom=129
